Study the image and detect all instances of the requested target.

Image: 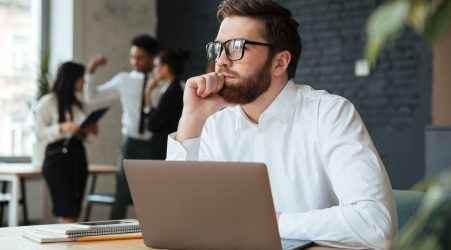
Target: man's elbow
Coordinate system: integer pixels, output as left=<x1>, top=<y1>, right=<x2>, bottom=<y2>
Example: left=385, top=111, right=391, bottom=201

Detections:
left=343, top=201, right=398, bottom=250
left=365, top=223, right=397, bottom=250
left=359, top=207, right=397, bottom=250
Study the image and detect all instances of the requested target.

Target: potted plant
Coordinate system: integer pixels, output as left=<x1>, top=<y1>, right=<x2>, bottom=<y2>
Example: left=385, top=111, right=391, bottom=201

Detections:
left=394, top=169, right=451, bottom=249
left=365, top=1, right=451, bottom=249
left=31, top=51, right=51, bottom=168
left=365, top=0, right=451, bottom=64
left=37, top=51, right=51, bottom=100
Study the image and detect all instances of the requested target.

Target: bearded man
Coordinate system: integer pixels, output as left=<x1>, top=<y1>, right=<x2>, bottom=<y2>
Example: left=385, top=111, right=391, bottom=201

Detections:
left=166, top=0, right=397, bottom=249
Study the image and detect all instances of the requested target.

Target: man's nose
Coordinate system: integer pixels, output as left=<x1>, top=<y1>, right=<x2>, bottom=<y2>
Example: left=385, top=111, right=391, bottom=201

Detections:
left=216, top=48, right=232, bottom=68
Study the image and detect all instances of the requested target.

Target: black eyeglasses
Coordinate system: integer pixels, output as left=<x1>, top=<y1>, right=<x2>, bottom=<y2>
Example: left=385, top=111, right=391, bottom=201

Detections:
left=206, top=39, right=272, bottom=62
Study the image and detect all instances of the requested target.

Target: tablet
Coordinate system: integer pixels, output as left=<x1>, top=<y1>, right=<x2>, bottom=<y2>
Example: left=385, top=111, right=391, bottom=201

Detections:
left=79, top=108, right=109, bottom=128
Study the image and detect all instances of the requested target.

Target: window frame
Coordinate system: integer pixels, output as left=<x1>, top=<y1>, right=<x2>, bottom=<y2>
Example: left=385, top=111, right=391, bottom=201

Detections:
left=0, top=0, right=49, bottom=163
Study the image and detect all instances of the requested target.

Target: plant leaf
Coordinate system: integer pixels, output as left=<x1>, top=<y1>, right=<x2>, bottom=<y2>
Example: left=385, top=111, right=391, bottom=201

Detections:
left=425, top=0, right=451, bottom=42
left=365, top=0, right=410, bottom=65
left=407, top=0, right=429, bottom=34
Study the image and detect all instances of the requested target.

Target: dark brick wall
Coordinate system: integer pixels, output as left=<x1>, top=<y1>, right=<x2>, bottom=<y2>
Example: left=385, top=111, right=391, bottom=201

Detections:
left=157, top=0, right=432, bottom=189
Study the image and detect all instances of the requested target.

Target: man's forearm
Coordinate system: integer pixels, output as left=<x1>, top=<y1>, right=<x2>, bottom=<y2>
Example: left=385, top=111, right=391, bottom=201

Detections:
left=175, top=112, right=207, bottom=142
left=279, top=201, right=395, bottom=250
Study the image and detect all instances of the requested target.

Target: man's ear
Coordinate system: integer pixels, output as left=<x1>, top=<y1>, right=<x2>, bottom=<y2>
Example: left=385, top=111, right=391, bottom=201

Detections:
left=271, top=51, right=291, bottom=77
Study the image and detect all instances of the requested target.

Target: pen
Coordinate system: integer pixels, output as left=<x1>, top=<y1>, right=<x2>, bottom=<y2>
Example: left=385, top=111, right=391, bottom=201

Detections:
left=77, top=234, right=143, bottom=242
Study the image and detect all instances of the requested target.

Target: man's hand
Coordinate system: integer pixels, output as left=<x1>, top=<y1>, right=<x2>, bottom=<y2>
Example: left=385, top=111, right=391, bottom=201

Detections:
left=87, top=55, right=108, bottom=74
left=59, top=121, right=79, bottom=135
left=176, top=72, right=230, bottom=142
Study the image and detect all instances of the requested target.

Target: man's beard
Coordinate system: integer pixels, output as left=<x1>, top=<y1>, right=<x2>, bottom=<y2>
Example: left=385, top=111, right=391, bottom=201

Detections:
left=218, top=59, right=272, bottom=105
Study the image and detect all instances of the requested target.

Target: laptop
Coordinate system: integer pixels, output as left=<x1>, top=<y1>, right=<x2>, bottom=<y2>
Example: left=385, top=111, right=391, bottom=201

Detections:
left=124, top=160, right=313, bottom=250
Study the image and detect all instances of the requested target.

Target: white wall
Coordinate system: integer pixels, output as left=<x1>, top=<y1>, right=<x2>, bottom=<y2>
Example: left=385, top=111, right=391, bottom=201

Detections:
left=73, top=0, right=158, bottom=221
left=25, top=0, right=158, bottom=224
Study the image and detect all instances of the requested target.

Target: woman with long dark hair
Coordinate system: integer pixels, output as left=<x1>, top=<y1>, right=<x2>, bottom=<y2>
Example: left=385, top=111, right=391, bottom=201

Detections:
left=35, top=61, right=98, bottom=223
left=144, top=49, right=190, bottom=159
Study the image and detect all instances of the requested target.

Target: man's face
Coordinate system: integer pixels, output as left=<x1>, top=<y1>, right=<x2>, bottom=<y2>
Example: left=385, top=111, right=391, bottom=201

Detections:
left=215, top=16, right=272, bottom=104
left=130, top=46, right=154, bottom=73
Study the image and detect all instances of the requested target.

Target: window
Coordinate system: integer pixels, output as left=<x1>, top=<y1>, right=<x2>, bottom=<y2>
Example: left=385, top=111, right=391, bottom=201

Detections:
left=0, top=0, right=42, bottom=157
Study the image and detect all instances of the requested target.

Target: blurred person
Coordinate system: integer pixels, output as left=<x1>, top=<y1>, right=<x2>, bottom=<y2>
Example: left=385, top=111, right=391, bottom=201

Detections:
left=36, top=61, right=98, bottom=224
left=143, top=49, right=189, bottom=159
left=84, top=34, right=160, bottom=220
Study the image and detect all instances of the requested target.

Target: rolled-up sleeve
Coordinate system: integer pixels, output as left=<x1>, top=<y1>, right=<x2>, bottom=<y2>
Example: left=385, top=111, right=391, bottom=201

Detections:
left=166, top=132, right=201, bottom=160
left=84, top=73, right=121, bottom=104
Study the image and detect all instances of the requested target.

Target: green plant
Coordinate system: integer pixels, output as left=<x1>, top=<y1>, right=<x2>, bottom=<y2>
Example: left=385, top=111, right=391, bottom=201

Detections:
left=37, top=51, right=51, bottom=100
left=365, top=0, right=451, bottom=65
left=394, top=169, right=451, bottom=250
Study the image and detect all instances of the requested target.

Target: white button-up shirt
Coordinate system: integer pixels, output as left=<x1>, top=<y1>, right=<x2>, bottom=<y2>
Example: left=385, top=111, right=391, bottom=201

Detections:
left=84, top=71, right=163, bottom=140
left=166, top=80, right=397, bottom=250
left=35, top=93, right=87, bottom=144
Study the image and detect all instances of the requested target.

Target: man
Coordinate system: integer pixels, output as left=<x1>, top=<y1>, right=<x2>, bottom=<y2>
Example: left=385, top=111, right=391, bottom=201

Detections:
left=166, top=0, right=397, bottom=249
left=84, top=34, right=160, bottom=219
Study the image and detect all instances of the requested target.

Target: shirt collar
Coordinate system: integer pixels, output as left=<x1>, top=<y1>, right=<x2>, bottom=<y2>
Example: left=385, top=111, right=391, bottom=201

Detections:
left=130, top=70, right=153, bottom=80
left=263, top=80, right=297, bottom=124
left=234, top=80, right=297, bottom=130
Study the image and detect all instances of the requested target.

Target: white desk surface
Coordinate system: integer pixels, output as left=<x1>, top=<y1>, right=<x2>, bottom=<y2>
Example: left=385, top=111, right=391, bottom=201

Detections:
left=0, top=163, right=117, bottom=227
left=0, top=225, right=337, bottom=250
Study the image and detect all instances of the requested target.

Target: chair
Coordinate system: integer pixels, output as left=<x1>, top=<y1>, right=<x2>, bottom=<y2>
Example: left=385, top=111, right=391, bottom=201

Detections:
left=393, top=189, right=424, bottom=230
left=0, top=186, right=11, bottom=226
left=0, top=179, right=30, bottom=227
left=83, top=173, right=115, bottom=221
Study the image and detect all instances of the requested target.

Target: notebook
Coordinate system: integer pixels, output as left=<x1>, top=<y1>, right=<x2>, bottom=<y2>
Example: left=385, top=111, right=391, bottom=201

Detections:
left=22, top=220, right=142, bottom=243
left=23, top=230, right=142, bottom=243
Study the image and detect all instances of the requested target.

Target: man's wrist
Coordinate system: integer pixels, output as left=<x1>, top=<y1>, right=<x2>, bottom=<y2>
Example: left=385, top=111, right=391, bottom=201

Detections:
left=175, top=112, right=207, bottom=142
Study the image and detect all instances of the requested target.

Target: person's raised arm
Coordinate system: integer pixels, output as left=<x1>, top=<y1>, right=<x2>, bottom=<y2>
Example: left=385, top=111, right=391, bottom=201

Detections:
left=84, top=55, right=119, bottom=104
left=87, top=55, right=107, bottom=75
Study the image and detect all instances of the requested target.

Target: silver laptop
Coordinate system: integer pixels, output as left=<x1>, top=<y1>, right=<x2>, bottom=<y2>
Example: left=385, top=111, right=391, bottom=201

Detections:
left=124, top=160, right=313, bottom=250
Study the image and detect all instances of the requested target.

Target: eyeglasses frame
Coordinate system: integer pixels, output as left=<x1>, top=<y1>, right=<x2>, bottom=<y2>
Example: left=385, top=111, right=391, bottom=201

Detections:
left=206, top=39, right=272, bottom=62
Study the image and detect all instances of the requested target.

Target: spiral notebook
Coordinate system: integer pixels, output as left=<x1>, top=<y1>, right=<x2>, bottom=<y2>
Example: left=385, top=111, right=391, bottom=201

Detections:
left=22, top=219, right=142, bottom=243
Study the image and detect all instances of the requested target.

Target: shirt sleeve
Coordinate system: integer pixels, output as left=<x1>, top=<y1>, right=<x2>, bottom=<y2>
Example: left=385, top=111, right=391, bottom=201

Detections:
left=34, top=97, right=65, bottom=143
left=83, top=73, right=121, bottom=104
left=279, top=97, right=397, bottom=250
left=166, top=133, right=201, bottom=160
left=166, top=117, right=218, bottom=161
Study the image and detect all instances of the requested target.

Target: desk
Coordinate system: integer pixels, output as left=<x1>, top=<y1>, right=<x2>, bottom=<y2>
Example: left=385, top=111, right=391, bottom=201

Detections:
left=0, top=225, right=336, bottom=250
left=0, top=163, right=116, bottom=227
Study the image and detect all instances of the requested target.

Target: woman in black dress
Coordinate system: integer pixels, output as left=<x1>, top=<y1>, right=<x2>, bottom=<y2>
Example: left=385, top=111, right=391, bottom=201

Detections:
left=144, top=49, right=190, bottom=159
left=35, top=62, right=98, bottom=223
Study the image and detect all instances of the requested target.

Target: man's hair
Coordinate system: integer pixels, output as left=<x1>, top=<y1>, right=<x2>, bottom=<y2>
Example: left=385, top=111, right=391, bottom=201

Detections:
left=131, top=34, right=160, bottom=56
left=217, top=0, right=301, bottom=79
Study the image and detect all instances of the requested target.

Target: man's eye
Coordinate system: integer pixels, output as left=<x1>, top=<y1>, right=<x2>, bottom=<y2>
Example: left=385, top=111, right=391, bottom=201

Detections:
left=232, top=41, right=242, bottom=50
